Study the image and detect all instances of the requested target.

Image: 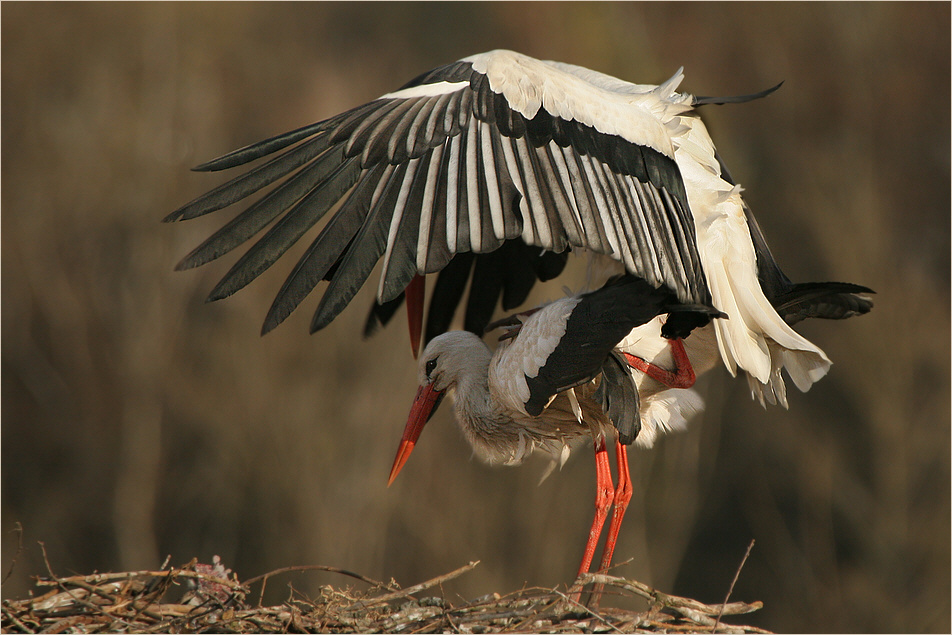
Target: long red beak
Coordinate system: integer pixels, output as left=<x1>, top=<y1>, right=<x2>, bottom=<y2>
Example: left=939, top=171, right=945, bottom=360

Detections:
left=388, top=383, right=443, bottom=486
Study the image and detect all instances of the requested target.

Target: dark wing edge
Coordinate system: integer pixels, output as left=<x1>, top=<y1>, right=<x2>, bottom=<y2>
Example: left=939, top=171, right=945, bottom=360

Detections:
left=168, top=58, right=710, bottom=337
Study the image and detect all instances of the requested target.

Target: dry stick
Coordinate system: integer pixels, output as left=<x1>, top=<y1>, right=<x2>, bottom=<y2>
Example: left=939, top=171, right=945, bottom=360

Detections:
left=498, top=600, right=546, bottom=632
left=354, top=561, right=480, bottom=609
left=712, top=539, right=756, bottom=632
left=442, top=607, right=461, bottom=633
left=586, top=557, right=635, bottom=610
left=36, top=568, right=247, bottom=592
left=548, top=586, right=624, bottom=633
left=126, top=563, right=182, bottom=624
left=36, top=542, right=129, bottom=629
left=43, top=614, right=102, bottom=633
left=2, top=522, right=24, bottom=585
left=244, top=564, right=395, bottom=606
left=32, top=551, right=243, bottom=627
left=115, top=555, right=178, bottom=622
left=2, top=605, right=34, bottom=633
left=580, top=573, right=762, bottom=623
left=56, top=575, right=168, bottom=624
left=138, top=555, right=172, bottom=600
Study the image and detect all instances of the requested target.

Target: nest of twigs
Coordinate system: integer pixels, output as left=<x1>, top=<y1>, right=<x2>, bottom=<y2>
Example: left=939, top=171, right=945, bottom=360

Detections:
left=2, top=556, right=768, bottom=634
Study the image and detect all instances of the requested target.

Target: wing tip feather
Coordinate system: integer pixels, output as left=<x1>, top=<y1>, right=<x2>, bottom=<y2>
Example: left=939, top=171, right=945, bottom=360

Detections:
left=693, top=81, right=784, bottom=107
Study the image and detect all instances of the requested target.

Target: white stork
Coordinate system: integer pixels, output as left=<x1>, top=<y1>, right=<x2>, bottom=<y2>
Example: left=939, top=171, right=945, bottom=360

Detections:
left=167, top=49, right=873, bottom=578
left=386, top=274, right=721, bottom=583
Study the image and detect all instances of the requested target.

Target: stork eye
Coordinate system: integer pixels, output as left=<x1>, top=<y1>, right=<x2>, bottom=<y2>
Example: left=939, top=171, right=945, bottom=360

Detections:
left=425, top=357, right=438, bottom=377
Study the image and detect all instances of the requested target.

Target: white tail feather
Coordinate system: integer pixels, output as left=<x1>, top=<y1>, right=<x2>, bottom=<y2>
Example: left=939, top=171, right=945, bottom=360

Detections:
left=676, top=116, right=832, bottom=397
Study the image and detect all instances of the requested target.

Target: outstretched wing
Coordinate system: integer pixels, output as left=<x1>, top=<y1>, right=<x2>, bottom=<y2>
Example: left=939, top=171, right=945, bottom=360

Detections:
left=166, top=49, right=711, bottom=336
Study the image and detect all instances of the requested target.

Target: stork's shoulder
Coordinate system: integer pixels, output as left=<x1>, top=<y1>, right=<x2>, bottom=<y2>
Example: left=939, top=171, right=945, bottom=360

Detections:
left=460, top=50, right=695, bottom=153
left=499, top=295, right=583, bottom=380
left=463, top=49, right=691, bottom=100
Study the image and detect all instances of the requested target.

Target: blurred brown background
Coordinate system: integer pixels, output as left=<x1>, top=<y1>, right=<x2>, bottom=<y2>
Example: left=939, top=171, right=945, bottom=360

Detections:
left=2, top=3, right=949, bottom=632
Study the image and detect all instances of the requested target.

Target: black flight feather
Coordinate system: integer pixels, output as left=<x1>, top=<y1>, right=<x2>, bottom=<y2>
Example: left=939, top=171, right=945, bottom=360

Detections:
left=425, top=253, right=475, bottom=343
left=594, top=352, right=641, bottom=445
left=206, top=158, right=362, bottom=302
left=260, top=163, right=386, bottom=334
left=166, top=133, right=332, bottom=223
left=176, top=145, right=352, bottom=270
left=309, top=163, right=408, bottom=332
left=191, top=120, right=331, bottom=172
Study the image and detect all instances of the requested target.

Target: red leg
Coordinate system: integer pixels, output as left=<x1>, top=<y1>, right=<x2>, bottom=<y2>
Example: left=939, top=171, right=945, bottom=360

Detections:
left=405, top=275, right=425, bottom=359
left=598, top=443, right=632, bottom=572
left=576, top=438, right=615, bottom=579
left=623, top=338, right=696, bottom=389
left=584, top=442, right=634, bottom=608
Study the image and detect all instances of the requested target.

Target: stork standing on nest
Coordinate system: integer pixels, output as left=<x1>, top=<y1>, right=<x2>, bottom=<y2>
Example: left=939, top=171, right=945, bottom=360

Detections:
left=387, top=275, right=723, bottom=579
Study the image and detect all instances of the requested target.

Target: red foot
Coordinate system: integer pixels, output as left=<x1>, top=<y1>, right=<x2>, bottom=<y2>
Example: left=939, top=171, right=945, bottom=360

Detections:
left=598, top=443, right=632, bottom=572
left=624, top=338, right=696, bottom=389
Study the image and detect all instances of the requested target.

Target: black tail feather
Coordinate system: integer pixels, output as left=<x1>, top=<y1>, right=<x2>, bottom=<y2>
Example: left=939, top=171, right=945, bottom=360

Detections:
left=772, top=282, right=875, bottom=325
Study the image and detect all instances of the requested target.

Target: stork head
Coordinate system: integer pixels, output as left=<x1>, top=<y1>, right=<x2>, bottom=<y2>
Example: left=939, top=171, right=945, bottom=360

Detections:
left=388, top=331, right=489, bottom=486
